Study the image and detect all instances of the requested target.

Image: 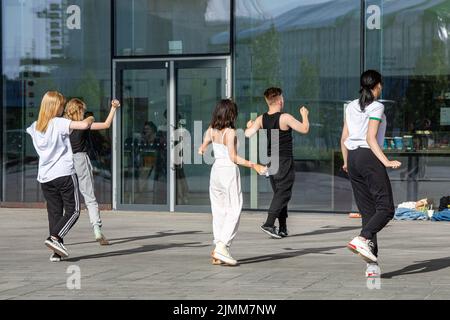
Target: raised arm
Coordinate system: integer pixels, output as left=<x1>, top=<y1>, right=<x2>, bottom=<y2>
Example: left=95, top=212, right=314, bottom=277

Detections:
left=69, top=116, right=95, bottom=130
left=366, top=120, right=401, bottom=169
left=90, top=99, right=121, bottom=130
left=283, top=106, right=309, bottom=134
left=244, top=115, right=263, bottom=138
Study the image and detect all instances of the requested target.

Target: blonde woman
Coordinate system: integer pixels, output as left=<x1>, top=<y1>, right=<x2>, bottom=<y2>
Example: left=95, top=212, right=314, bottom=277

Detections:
left=26, top=91, right=94, bottom=261
left=64, top=98, right=120, bottom=245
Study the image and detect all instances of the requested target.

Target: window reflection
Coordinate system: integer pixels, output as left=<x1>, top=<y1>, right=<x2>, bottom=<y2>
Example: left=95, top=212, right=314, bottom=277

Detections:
left=366, top=0, right=450, bottom=204
left=115, top=0, right=230, bottom=56
left=121, top=69, right=168, bottom=205
left=2, top=0, right=112, bottom=203
left=235, top=0, right=361, bottom=211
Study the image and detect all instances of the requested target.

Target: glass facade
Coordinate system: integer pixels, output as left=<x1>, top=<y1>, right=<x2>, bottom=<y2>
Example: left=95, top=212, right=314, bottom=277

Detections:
left=234, top=0, right=361, bottom=212
left=2, top=0, right=450, bottom=212
left=365, top=0, right=450, bottom=208
left=115, top=0, right=231, bottom=56
left=2, top=0, right=112, bottom=204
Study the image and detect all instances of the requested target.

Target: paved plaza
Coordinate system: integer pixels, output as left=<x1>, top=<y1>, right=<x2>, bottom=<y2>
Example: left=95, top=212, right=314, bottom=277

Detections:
left=1, top=208, right=450, bottom=300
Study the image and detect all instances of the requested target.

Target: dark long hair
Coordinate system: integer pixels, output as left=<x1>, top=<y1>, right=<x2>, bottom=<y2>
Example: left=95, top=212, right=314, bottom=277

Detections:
left=359, top=70, right=382, bottom=112
left=209, top=99, right=238, bottom=130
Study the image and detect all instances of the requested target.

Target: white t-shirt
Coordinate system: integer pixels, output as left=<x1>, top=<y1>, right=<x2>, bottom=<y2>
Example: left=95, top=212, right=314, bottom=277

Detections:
left=344, top=99, right=386, bottom=150
left=26, top=117, right=75, bottom=183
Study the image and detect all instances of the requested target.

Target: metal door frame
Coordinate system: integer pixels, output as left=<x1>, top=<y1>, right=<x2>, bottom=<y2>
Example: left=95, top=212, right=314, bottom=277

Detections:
left=112, top=56, right=231, bottom=211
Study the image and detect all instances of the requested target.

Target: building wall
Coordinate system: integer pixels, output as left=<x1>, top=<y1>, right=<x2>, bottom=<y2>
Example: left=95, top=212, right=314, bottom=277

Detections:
left=2, top=0, right=450, bottom=212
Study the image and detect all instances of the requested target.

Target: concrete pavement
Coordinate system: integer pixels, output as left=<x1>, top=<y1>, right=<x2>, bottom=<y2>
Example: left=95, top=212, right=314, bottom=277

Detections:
left=1, top=209, right=450, bottom=300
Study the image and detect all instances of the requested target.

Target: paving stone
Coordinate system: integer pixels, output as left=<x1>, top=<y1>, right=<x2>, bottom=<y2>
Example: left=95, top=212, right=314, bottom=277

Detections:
left=1, top=209, right=450, bottom=299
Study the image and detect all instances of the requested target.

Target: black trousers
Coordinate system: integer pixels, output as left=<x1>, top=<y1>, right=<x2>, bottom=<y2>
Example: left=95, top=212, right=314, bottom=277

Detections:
left=40, top=174, right=80, bottom=240
left=348, top=148, right=395, bottom=256
left=265, top=157, right=295, bottom=227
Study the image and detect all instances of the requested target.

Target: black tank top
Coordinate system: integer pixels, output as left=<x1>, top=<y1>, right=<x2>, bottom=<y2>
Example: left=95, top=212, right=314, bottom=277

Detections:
left=262, top=112, right=293, bottom=158
left=70, top=130, right=88, bottom=154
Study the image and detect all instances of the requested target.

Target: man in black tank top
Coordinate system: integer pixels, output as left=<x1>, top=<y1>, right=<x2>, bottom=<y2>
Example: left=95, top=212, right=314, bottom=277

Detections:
left=245, top=87, right=310, bottom=239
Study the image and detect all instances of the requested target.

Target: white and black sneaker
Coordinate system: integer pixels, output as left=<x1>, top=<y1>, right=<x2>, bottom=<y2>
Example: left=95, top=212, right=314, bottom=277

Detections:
left=260, top=225, right=282, bottom=239
left=278, top=226, right=289, bottom=238
left=347, top=236, right=377, bottom=263
left=45, top=237, right=69, bottom=258
left=49, top=253, right=62, bottom=262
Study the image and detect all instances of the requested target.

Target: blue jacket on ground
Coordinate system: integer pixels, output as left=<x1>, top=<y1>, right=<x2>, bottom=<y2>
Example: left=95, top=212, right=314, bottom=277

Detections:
left=394, top=208, right=428, bottom=221
left=431, top=209, right=450, bottom=221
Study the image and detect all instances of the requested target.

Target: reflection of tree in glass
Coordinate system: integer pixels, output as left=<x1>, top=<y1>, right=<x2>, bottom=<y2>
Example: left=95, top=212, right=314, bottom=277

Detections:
left=249, top=23, right=282, bottom=98
left=404, top=38, right=449, bottom=133
left=75, top=70, right=104, bottom=109
left=74, top=70, right=111, bottom=177
left=296, top=58, right=319, bottom=100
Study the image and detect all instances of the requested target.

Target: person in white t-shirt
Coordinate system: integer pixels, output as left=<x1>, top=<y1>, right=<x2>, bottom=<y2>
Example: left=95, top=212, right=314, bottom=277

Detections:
left=27, top=91, right=94, bottom=262
left=340, top=70, right=401, bottom=278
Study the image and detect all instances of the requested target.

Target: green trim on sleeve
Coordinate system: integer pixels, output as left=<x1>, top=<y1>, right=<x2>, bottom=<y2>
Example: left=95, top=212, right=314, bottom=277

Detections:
left=369, top=117, right=382, bottom=122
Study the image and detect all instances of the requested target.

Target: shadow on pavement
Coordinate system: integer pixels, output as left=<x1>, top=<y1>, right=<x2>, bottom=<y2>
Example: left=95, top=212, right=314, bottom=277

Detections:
left=288, top=226, right=361, bottom=238
left=66, top=230, right=207, bottom=246
left=65, top=242, right=209, bottom=262
left=238, top=246, right=342, bottom=265
left=382, top=257, right=450, bottom=279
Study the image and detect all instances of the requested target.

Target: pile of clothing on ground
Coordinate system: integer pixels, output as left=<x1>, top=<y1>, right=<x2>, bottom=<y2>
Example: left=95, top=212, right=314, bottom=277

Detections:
left=394, top=196, right=450, bottom=221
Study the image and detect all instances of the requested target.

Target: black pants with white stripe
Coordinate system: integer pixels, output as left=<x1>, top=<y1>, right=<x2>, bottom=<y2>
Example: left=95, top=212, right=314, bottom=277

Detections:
left=41, top=174, right=80, bottom=241
left=348, top=148, right=395, bottom=257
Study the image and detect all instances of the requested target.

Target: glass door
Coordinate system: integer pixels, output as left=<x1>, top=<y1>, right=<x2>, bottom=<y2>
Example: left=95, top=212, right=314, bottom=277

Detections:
left=173, top=59, right=229, bottom=211
left=114, top=61, right=169, bottom=210
left=113, top=58, right=230, bottom=211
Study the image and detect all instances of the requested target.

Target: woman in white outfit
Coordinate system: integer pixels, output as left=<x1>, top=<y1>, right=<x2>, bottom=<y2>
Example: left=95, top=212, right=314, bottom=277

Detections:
left=199, top=99, right=266, bottom=266
left=64, top=98, right=120, bottom=245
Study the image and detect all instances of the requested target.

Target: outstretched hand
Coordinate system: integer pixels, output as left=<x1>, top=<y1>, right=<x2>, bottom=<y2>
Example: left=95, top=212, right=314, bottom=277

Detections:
left=386, top=160, right=401, bottom=169
left=252, top=163, right=268, bottom=175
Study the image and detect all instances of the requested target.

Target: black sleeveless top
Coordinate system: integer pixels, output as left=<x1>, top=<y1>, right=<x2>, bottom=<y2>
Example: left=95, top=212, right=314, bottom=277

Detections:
left=70, top=130, right=88, bottom=154
left=262, top=112, right=293, bottom=158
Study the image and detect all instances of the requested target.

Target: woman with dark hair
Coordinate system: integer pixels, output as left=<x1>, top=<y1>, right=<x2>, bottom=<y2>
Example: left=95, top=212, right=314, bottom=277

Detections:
left=341, top=70, right=401, bottom=277
left=199, top=99, right=266, bottom=266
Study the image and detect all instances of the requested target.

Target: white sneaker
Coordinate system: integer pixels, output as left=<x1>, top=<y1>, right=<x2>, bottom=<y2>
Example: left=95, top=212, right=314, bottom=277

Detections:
left=49, top=253, right=62, bottom=262
left=94, top=226, right=110, bottom=245
left=45, top=237, right=69, bottom=258
left=59, top=242, right=68, bottom=253
left=347, top=236, right=377, bottom=263
left=94, top=225, right=102, bottom=239
left=213, top=242, right=238, bottom=266
left=366, top=263, right=381, bottom=278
